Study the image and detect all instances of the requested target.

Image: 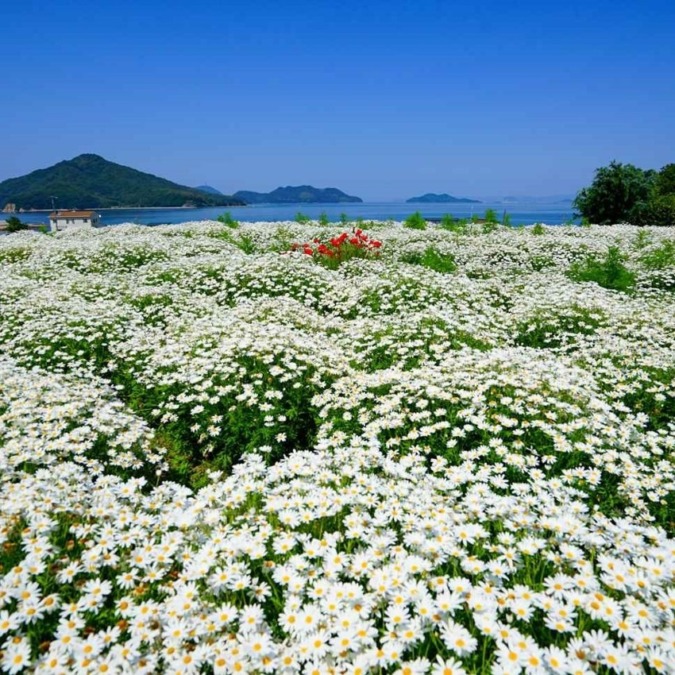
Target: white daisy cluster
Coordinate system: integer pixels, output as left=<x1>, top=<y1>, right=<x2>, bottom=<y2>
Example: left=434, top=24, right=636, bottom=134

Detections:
left=0, top=221, right=673, bottom=673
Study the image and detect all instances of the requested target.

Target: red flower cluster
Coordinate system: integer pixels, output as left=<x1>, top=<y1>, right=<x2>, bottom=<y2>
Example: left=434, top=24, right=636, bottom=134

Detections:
left=291, top=229, right=382, bottom=265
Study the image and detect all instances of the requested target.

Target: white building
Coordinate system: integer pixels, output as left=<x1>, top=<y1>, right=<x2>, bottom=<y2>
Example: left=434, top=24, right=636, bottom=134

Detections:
left=49, top=210, right=100, bottom=232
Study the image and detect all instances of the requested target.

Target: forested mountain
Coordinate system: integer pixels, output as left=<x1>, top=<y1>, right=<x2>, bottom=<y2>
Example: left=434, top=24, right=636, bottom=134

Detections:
left=0, top=155, right=244, bottom=209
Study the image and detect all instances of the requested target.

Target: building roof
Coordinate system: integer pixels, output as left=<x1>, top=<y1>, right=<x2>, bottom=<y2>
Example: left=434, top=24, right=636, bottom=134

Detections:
left=49, top=210, right=98, bottom=219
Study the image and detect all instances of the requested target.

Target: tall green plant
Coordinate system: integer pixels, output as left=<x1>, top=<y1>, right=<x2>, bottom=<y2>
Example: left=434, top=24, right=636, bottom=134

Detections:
left=404, top=212, right=427, bottom=230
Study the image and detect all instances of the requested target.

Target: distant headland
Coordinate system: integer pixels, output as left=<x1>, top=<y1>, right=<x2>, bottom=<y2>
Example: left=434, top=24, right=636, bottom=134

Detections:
left=406, top=193, right=481, bottom=204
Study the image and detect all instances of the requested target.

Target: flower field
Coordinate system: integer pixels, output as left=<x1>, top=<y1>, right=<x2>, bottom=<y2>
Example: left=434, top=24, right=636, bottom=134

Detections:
left=0, top=220, right=674, bottom=674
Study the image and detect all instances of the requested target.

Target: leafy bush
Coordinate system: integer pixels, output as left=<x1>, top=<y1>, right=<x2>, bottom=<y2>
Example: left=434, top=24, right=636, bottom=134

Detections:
left=532, top=223, right=545, bottom=235
left=568, top=245, right=636, bottom=292
left=5, top=216, right=28, bottom=233
left=484, top=208, right=499, bottom=223
left=404, top=211, right=427, bottom=230
left=216, top=211, right=239, bottom=228
left=295, top=211, right=311, bottom=224
left=630, top=194, right=675, bottom=227
left=318, top=212, right=330, bottom=226
left=574, top=161, right=655, bottom=224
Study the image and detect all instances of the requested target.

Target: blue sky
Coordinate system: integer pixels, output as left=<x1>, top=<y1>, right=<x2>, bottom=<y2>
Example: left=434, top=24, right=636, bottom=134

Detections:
left=2, top=0, right=674, bottom=200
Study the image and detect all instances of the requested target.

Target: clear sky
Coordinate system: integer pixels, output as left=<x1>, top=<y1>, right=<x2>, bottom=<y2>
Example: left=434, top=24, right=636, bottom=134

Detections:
left=2, top=0, right=674, bottom=200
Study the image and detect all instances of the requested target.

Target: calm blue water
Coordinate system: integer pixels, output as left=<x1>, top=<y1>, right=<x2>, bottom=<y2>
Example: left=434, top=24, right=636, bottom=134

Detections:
left=17, top=202, right=576, bottom=227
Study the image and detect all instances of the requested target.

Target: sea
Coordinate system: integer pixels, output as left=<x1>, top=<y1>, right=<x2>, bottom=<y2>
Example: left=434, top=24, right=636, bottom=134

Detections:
left=13, top=202, right=577, bottom=228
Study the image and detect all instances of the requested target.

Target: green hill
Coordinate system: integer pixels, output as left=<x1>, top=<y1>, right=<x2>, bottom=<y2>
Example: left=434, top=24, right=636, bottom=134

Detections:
left=407, top=193, right=480, bottom=204
left=0, top=155, right=245, bottom=209
left=195, top=185, right=223, bottom=195
left=233, top=185, right=363, bottom=204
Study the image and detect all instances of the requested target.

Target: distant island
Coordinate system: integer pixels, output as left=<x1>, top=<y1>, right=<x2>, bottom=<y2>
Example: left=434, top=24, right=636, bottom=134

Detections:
left=0, top=154, right=244, bottom=210
left=233, top=185, right=363, bottom=204
left=407, top=193, right=480, bottom=204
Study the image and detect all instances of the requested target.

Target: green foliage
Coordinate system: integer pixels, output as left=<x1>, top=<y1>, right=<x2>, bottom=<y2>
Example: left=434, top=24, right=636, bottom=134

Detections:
left=632, top=229, right=652, bottom=249
left=295, top=212, right=311, bottom=224
left=484, top=208, right=499, bottom=223
left=339, top=212, right=349, bottom=225
left=401, top=247, right=457, bottom=273
left=404, top=211, right=427, bottom=230
left=0, top=153, right=245, bottom=209
left=0, top=246, right=31, bottom=263
left=216, top=211, right=239, bottom=228
left=482, top=220, right=499, bottom=234
left=502, top=212, right=511, bottom=226
left=568, top=245, right=636, bottom=292
left=235, top=232, right=256, bottom=254
left=630, top=195, right=675, bottom=227
left=573, top=161, right=656, bottom=224
left=655, top=163, right=675, bottom=196
left=532, top=223, right=545, bottom=235
left=439, top=214, right=454, bottom=229
left=5, top=216, right=28, bottom=232
left=439, top=214, right=468, bottom=233
left=318, top=212, right=330, bottom=226
left=639, top=239, right=675, bottom=269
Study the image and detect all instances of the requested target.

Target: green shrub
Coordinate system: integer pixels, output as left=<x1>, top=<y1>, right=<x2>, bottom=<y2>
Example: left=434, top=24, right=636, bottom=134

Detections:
left=485, top=208, right=499, bottom=223
left=630, top=195, right=675, bottom=227
left=340, top=212, right=349, bottom=225
left=568, top=245, right=636, bottom=292
left=216, top=212, right=239, bottom=228
left=318, top=212, right=330, bottom=226
left=5, top=216, right=28, bottom=233
left=295, top=212, right=311, bottom=224
left=532, top=223, right=545, bottom=235
left=404, top=211, right=427, bottom=230
left=439, top=214, right=469, bottom=233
